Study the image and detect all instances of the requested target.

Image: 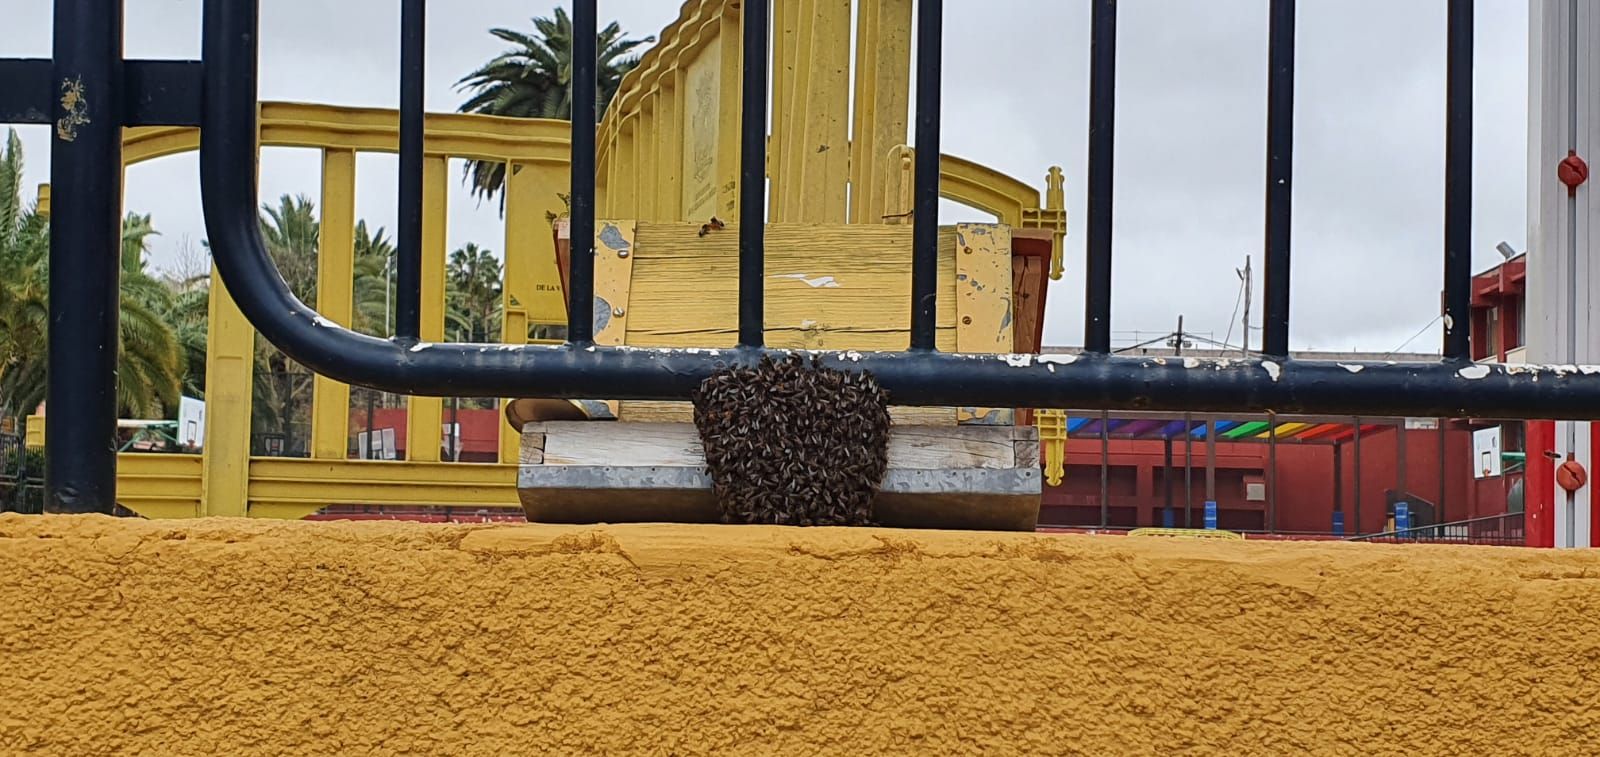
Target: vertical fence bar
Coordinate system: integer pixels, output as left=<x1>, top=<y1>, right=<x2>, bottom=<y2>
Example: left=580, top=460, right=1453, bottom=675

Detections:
left=1261, top=0, right=1295, bottom=358
left=567, top=0, right=599, bottom=343
left=909, top=0, right=943, bottom=351
left=1267, top=413, right=1279, bottom=532
left=1353, top=417, right=1363, bottom=534
left=738, top=0, right=769, bottom=348
left=1437, top=421, right=1447, bottom=522
left=1083, top=0, right=1117, bottom=353
left=1184, top=414, right=1193, bottom=528
left=1099, top=410, right=1110, bottom=528
left=1333, top=443, right=1343, bottom=533
left=46, top=0, right=124, bottom=514
left=1162, top=437, right=1173, bottom=525
left=1205, top=420, right=1216, bottom=505
left=1442, top=0, right=1473, bottom=360
left=395, top=0, right=425, bottom=341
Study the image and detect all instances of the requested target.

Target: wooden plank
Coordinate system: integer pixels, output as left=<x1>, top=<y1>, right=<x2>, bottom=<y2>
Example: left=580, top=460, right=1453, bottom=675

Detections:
left=519, top=425, right=546, bottom=466
left=657, top=73, right=683, bottom=221
left=681, top=41, right=723, bottom=221
left=881, top=145, right=915, bottom=222
left=593, top=221, right=637, bottom=347
left=626, top=222, right=957, bottom=350
left=517, top=466, right=1039, bottom=531
left=541, top=423, right=704, bottom=467
left=849, top=0, right=913, bottom=224
left=775, top=0, right=851, bottom=223
left=618, top=400, right=957, bottom=426
left=639, top=97, right=658, bottom=221
left=615, top=115, right=638, bottom=218
left=1010, top=227, right=1054, bottom=353
left=504, top=161, right=570, bottom=329
left=1014, top=439, right=1041, bottom=469
left=715, top=11, right=743, bottom=220
left=591, top=220, right=638, bottom=420
left=892, top=426, right=1016, bottom=469
left=769, top=0, right=801, bottom=221
left=955, top=223, right=1015, bottom=426
left=1013, top=255, right=1044, bottom=353
left=534, top=422, right=1020, bottom=470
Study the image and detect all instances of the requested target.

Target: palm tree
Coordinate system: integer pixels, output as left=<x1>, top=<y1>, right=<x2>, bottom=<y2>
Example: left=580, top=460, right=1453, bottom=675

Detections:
left=0, top=131, right=47, bottom=419
left=446, top=243, right=503, bottom=343
left=260, top=194, right=321, bottom=302
left=0, top=128, right=182, bottom=420
left=161, top=285, right=210, bottom=401
left=116, top=274, right=182, bottom=419
left=249, top=201, right=406, bottom=454
left=115, top=210, right=184, bottom=418
left=456, top=8, right=653, bottom=204
left=0, top=129, right=24, bottom=252
left=351, top=220, right=396, bottom=338
left=121, top=212, right=159, bottom=273
left=251, top=194, right=322, bottom=454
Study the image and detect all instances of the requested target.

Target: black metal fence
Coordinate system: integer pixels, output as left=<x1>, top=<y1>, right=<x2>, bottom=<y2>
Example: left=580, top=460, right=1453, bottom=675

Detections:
left=0, top=431, right=43, bottom=514
left=1347, top=512, right=1526, bottom=547
left=9, top=0, right=1600, bottom=513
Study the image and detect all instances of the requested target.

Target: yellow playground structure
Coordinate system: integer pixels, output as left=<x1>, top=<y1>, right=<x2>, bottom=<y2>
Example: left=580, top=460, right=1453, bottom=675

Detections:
left=34, top=0, right=1068, bottom=519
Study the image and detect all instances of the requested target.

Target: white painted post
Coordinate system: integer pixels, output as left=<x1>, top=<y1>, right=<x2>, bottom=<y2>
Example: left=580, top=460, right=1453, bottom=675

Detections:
left=1526, top=0, right=1597, bottom=547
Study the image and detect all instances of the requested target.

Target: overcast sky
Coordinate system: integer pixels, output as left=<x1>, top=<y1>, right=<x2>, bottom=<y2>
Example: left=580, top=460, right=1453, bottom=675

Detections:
left=3, top=0, right=1529, bottom=352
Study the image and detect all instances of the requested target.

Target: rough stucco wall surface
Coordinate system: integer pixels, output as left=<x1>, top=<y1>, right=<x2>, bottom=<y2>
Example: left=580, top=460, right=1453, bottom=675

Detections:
left=3, top=515, right=1599, bottom=755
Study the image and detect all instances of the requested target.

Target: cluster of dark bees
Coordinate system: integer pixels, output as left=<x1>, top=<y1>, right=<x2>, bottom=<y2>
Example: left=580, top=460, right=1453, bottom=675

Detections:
left=692, top=354, right=892, bottom=526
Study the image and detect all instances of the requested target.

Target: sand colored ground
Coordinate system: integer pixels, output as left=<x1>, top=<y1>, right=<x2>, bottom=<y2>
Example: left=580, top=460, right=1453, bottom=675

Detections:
left=3, top=515, right=1600, bottom=755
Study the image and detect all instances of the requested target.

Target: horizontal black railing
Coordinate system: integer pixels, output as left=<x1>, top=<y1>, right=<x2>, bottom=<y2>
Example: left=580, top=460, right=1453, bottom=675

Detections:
left=10, top=0, right=1600, bottom=515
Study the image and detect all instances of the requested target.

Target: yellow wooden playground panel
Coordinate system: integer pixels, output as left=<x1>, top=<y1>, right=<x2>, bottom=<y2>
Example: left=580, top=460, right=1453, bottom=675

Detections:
left=44, top=0, right=1068, bottom=520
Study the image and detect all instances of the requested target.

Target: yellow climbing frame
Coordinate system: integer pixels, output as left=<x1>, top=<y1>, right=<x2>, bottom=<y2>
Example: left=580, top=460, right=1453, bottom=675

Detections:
left=595, top=0, right=1067, bottom=277
left=95, top=0, right=1065, bottom=520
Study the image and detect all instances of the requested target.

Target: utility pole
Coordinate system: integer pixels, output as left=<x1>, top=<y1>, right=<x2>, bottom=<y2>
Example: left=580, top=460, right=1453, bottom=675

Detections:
left=1240, top=255, right=1253, bottom=357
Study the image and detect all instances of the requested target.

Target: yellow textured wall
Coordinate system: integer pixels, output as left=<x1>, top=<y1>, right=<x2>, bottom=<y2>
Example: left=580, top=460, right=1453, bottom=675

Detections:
left=3, top=515, right=1599, bottom=754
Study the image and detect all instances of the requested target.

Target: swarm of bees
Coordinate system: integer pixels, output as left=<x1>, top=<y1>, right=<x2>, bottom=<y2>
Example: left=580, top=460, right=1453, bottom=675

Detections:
left=692, top=354, right=891, bottom=526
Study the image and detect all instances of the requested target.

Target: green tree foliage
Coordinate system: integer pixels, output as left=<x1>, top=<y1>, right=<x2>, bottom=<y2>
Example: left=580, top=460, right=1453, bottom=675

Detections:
left=446, top=242, right=503, bottom=343
left=0, top=129, right=182, bottom=421
left=455, top=8, right=652, bottom=204
left=0, top=127, right=512, bottom=454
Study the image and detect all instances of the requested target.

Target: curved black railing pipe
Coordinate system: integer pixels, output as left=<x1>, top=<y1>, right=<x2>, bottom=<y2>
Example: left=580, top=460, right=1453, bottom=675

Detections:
left=197, top=0, right=1600, bottom=420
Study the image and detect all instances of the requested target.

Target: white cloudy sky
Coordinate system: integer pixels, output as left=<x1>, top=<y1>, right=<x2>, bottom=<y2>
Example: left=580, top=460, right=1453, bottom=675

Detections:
left=4, top=0, right=1529, bottom=352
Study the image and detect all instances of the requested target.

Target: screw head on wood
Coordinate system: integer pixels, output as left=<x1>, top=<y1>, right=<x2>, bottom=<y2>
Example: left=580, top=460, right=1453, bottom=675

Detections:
left=613, top=307, right=626, bottom=317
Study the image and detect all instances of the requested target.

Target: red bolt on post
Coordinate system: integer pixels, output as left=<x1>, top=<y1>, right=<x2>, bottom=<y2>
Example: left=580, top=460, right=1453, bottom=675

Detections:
left=1559, top=150, right=1589, bottom=197
left=1558, top=453, right=1588, bottom=493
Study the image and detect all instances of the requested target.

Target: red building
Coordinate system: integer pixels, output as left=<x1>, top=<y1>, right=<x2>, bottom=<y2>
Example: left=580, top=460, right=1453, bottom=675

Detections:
left=346, top=406, right=504, bottom=463
left=1470, top=252, right=1526, bottom=364
left=1466, top=252, right=1529, bottom=529
left=1472, top=251, right=1600, bottom=548
left=1037, top=252, right=1545, bottom=538
left=1041, top=407, right=1490, bottom=535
